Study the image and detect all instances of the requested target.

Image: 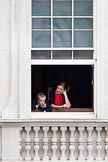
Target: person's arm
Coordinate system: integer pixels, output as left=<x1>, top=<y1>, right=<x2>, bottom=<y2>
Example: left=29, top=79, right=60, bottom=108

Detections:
left=51, top=104, right=64, bottom=109
left=63, top=91, right=71, bottom=108
left=49, top=90, right=70, bottom=109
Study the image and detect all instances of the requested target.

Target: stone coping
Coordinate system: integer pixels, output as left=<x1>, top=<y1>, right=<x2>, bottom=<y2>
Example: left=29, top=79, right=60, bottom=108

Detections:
left=0, top=118, right=108, bottom=127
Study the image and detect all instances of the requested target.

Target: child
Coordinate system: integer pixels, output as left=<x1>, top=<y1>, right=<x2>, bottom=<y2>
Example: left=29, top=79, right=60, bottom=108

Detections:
left=36, top=92, right=52, bottom=112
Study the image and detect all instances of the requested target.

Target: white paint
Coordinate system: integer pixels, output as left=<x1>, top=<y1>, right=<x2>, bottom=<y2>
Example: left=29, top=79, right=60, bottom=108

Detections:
left=0, top=126, right=2, bottom=160
left=2, top=0, right=19, bottom=118
left=1, top=0, right=108, bottom=162
left=2, top=127, right=20, bottom=161
left=0, top=0, right=11, bottom=117
left=18, top=0, right=31, bottom=118
left=0, top=0, right=108, bottom=119
left=1, top=123, right=108, bottom=161
left=96, top=0, right=108, bottom=118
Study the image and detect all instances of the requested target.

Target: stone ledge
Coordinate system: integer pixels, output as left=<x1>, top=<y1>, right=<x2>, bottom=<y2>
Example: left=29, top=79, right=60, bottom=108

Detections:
left=0, top=118, right=108, bottom=127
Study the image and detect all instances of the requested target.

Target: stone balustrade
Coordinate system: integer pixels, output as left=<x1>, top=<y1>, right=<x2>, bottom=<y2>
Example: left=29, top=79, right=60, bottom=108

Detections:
left=18, top=122, right=108, bottom=161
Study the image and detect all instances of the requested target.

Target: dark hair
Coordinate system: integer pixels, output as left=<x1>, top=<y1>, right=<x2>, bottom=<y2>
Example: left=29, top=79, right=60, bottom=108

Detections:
left=58, top=82, right=70, bottom=92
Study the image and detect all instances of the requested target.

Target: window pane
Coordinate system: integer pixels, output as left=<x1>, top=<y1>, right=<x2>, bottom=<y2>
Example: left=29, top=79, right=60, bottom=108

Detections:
left=74, top=0, right=92, bottom=1
left=31, top=50, right=51, bottom=59
left=74, top=1, right=93, bottom=16
left=74, top=18, right=93, bottom=29
left=32, top=31, right=51, bottom=48
left=53, top=1, right=72, bottom=16
left=73, top=50, right=93, bottom=59
left=53, top=50, right=72, bottom=59
left=53, top=31, right=72, bottom=47
left=53, top=18, right=72, bottom=29
left=74, top=31, right=93, bottom=47
left=32, top=0, right=51, bottom=16
left=32, top=18, right=51, bottom=29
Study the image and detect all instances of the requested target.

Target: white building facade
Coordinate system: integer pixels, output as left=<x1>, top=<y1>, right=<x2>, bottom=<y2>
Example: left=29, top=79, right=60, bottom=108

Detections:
left=0, top=0, right=108, bottom=161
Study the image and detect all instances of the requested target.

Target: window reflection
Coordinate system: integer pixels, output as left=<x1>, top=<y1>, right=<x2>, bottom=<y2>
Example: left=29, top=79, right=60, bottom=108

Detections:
left=32, top=18, right=51, bottom=29
left=74, top=31, right=93, bottom=47
left=53, top=18, right=72, bottom=29
left=53, top=1, right=72, bottom=16
left=53, top=31, right=72, bottom=47
left=32, top=0, right=51, bottom=16
left=32, top=31, right=51, bottom=48
left=74, top=1, right=93, bottom=16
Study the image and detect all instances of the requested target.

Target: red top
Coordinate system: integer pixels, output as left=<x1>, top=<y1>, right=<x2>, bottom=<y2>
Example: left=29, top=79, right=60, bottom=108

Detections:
left=54, top=93, right=65, bottom=105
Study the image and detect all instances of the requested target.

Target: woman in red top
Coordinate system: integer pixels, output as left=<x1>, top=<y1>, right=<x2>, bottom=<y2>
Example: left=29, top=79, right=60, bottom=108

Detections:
left=49, top=82, right=71, bottom=109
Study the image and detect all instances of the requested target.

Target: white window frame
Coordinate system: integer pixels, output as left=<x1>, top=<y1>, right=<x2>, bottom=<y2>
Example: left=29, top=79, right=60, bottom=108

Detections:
left=19, top=0, right=97, bottom=119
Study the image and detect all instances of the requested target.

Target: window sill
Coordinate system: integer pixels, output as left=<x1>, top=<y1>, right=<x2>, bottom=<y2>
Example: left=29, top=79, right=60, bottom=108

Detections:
left=32, top=107, right=93, bottom=112
left=31, top=110, right=95, bottom=120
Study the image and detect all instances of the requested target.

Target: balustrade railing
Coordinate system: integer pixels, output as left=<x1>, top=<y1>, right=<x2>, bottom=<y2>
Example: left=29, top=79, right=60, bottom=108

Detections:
left=19, top=126, right=108, bottom=161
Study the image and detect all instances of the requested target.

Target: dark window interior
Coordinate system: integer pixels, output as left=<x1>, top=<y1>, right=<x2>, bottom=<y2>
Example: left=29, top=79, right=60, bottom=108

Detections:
left=31, top=65, right=93, bottom=111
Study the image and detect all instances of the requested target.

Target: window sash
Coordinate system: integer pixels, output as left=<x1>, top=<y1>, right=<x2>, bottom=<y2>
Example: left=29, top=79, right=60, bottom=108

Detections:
left=31, top=0, right=94, bottom=51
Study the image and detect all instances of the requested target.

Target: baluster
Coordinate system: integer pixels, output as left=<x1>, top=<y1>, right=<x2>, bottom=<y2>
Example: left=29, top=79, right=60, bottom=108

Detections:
left=19, top=128, right=22, bottom=160
left=65, top=127, right=71, bottom=160
left=91, top=127, right=98, bottom=160
left=38, top=127, right=44, bottom=160
left=105, top=127, right=108, bottom=160
left=56, top=127, right=62, bottom=160
left=29, top=127, right=35, bottom=160
left=87, top=127, right=93, bottom=160
left=69, top=127, right=75, bottom=160
left=52, top=127, right=58, bottom=160
left=78, top=127, right=84, bottom=160
left=34, top=126, right=40, bottom=161
left=82, top=127, right=88, bottom=160
left=60, top=127, right=67, bottom=160
left=47, top=127, right=53, bottom=160
left=100, top=127, right=106, bottom=160
left=43, top=126, right=49, bottom=161
left=20, top=127, right=27, bottom=160
left=96, top=127, right=102, bottom=160
left=25, top=127, right=31, bottom=160
left=74, top=127, right=80, bottom=160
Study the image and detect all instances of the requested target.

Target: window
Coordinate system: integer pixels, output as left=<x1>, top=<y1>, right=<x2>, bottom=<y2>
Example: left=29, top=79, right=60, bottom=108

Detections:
left=31, top=0, right=96, bottom=113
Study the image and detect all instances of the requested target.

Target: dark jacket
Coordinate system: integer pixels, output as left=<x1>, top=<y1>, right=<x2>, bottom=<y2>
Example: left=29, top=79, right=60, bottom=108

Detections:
left=38, top=101, right=52, bottom=112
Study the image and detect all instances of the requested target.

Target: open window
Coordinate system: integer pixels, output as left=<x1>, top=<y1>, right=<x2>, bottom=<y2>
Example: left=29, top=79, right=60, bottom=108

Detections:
left=31, top=65, right=94, bottom=112
left=31, top=0, right=95, bottom=113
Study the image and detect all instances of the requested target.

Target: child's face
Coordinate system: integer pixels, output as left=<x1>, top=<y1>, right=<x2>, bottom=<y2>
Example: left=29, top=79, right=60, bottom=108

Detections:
left=38, top=96, right=46, bottom=104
